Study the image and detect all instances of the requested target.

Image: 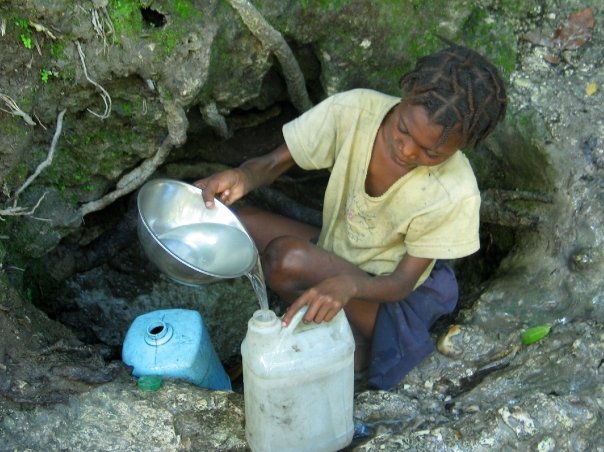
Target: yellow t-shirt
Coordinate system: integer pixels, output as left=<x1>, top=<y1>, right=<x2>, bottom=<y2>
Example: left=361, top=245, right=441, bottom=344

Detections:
left=282, top=88, right=480, bottom=286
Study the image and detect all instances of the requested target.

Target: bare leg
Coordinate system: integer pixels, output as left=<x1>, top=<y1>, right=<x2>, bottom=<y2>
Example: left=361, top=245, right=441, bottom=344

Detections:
left=237, top=206, right=378, bottom=372
left=237, top=205, right=320, bottom=252
left=262, top=235, right=379, bottom=340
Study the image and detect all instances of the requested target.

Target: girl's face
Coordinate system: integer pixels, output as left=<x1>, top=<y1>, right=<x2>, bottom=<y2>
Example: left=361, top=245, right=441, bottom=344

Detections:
left=383, top=100, right=462, bottom=172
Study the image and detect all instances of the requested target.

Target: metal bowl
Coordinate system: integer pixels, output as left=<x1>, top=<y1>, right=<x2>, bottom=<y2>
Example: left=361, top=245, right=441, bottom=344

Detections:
left=137, top=179, right=258, bottom=286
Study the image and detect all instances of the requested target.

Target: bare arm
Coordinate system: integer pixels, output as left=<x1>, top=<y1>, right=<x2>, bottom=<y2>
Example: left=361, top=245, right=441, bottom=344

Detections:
left=194, top=143, right=295, bottom=207
left=282, top=254, right=434, bottom=326
left=351, top=254, right=433, bottom=302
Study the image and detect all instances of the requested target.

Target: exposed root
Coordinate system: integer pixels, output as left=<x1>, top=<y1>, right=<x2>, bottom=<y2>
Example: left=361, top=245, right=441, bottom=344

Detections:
left=28, top=20, right=57, bottom=40
left=14, top=110, right=66, bottom=200
left=201, top=102, right=231, bottom=139
left=226, top=0, right=313, bottom=112
left=0, top=193, right=47, bottom=221
left=90, top=0, right=114, bottom=51
left=0, top=92, right=36, bottom=126
left=76, top=41, right=112, bottom=119
left=0, top=110, right=67, bottom=222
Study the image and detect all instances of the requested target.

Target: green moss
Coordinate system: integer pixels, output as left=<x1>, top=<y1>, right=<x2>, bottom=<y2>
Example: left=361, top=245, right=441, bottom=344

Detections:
left=102, top=0, right=204, bottom=61
left=1, top=119, right=27, bottom=137
left=51, top=41, right=66, bottom=59
left=161, top=1, right=203, bottom=55
left=107, top=0, right=144, bottom=40
left=4, top=163, right=28, bottom=190
left=378, top=1, right=450, bottom=58
left=172, top=0, right=201, bottom=18
left=58, top=67, right=76, bottom=82
left=38, top=121, right=142, bottom=198
left=468, top=109, right=551, bottom=192
left=372, top=1, right=517, bottom=80
left=198, top=2, right=237, bottom=100
left=458, top=7, right=517, bottom=76
left=119, top=101, right=133, bottom=116
left=0, top=241, right=6, bottom=266
left=149, top=27, right=180, bottom=57
left=299, top=0, right=347, bottom=10
left=404, top=29, right=442, bottom=63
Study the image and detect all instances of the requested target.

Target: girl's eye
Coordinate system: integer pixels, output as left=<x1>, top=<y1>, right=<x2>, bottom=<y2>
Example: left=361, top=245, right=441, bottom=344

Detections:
left=397, top=123, right=409, bottom=135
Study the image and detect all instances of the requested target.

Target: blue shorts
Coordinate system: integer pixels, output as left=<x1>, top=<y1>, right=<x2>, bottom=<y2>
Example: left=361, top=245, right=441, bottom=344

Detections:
left=367, top=260, right=458, bottom=390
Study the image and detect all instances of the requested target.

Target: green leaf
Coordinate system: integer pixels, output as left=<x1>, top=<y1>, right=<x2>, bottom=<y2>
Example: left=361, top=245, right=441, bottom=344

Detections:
left=521, top=324, right=552, bottom=345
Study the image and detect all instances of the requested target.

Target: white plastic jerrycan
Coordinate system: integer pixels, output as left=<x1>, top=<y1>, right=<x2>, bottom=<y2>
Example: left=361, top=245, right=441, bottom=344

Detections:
left=122, top=309, right=231, bottom=390
left=241, top=308, right=355, bottom=452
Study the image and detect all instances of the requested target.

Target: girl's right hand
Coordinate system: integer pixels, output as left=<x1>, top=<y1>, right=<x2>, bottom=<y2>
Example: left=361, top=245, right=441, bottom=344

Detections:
left=193, top=168, right=249, bottom=208
left=193, top=142, right=295, bottom=208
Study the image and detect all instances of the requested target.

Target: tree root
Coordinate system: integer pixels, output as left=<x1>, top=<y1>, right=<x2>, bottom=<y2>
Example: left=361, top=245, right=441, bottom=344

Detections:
left=0, top=194, right=47, bottom=222
left=201, top=102, right=232, bottom=139
left=90, top=1, right=114, bottom=51
left=226, top=0, right=313, bottom=112
left=0, top=109, right=66, bottom=222
left=76, top=41, right=112, bottom=119
left=28, top=20, right=57, bottom=40
left=15, top=110, right=66, bottom=199
left=0, top=92, right=36, bottom=126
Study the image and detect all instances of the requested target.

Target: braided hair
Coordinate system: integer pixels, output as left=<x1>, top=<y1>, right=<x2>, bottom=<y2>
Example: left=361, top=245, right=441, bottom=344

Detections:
left=399, top=43, right=507, bottom=149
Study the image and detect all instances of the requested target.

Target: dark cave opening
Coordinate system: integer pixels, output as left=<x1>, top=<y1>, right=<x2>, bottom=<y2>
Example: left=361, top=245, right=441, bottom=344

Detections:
left=140, top=7, right=167, bottom=29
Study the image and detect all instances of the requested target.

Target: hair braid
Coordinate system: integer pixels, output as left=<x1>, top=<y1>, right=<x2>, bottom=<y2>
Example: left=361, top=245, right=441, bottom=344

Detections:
left=399, top=44, right=507, bottom=149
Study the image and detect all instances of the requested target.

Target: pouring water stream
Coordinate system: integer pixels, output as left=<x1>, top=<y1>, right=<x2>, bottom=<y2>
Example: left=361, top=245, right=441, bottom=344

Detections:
left=159, top=222, right=271, bottom=316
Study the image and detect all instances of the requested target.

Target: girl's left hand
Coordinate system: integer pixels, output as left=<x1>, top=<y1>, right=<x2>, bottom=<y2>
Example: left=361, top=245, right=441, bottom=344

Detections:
left=281, top=274, right=357, bottom=326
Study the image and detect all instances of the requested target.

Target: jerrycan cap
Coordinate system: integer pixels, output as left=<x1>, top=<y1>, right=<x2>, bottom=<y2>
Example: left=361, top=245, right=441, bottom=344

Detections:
left=137, top=375, right=163, bottom=391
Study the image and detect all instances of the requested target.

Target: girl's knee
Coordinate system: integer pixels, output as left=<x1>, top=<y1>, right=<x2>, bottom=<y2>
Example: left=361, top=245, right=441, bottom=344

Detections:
left=262, top=236, right=309, bottom=288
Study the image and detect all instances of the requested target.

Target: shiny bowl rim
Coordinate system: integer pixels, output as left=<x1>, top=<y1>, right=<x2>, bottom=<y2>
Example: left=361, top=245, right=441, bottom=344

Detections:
left=137, top=178, right=258, bottom=279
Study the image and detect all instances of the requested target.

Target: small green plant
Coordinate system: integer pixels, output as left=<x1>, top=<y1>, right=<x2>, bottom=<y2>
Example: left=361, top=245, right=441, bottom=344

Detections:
left=40, top=68, right=53, bottom=83
left=15, top=19, right=34, bottom=49
left=14, top=18, right=28, bottom=29
left=20, top=33, right=33, bottom=49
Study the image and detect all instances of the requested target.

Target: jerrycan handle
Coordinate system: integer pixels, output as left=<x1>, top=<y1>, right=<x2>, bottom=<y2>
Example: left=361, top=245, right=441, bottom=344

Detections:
left=282, top=306, right=309, bottom=336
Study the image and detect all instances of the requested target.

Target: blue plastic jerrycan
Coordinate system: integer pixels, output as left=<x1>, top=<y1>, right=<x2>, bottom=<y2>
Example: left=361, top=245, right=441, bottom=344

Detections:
left=122, top=309, right=231, bottom=390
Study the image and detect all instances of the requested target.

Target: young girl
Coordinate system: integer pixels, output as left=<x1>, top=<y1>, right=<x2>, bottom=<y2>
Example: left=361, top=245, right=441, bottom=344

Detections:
left=194, top=43, right=507, bottom=390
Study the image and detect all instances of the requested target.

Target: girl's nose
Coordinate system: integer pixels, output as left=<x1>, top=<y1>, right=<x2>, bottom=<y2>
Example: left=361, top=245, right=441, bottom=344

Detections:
left=400, top=140, right=419, bottom=160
